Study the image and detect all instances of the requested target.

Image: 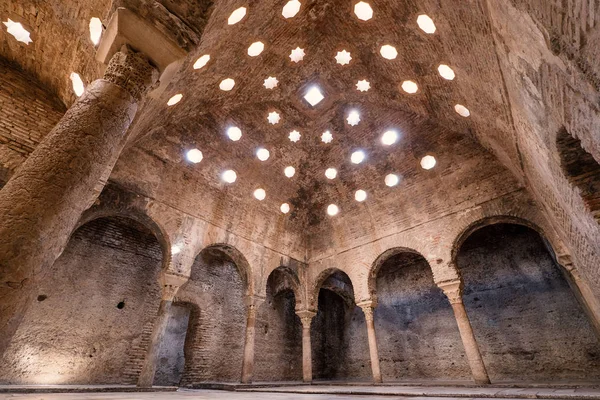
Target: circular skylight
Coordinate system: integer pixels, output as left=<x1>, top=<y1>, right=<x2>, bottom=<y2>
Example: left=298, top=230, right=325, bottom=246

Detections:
left=264, top=76, right=278, bottom=89
left=248, top=41, right=265, bottom=56
left=351, top=150, right=365, bottom=164
left=321, top=131, right=333, bottom=143
left=284, top=166, right=296, bottom=178
left=268, top=111, right=281, bottom=124
left=228, top=7, right=247, bottom=25
left=290, top=47, right=305, bottom=63
left=356, top=79, right=370, bottom=92
left=186, top=149, right=203, bottom=163
left=280, top=203, right=291, bottom=214
left=256, top=148, right=270, bottom=161
left=385, top=173, right=399, bottom=187
left=167, top=93, right=182, bottom=106
left=420, top=155, right=437, bottom=170
left=70, top=72, right=85, bottom=97
left=438, top=64, right=455, bottom=80
left=327, top=204, right=339, bottom=216
left=381, top=130, right=398, bottom=145
left=380, top=45, right=398, bottom=60
left=222, top=169, right=237, bottom=183
left=227, top=126, right=242, bottom=141
left=354, top=2, right=373, bottom=21
left=282, top=0, right=301, bottom=18
left=193, top=54, right=210, bottom=70
left=89, top=17, right=102, bottom=45
left=304, top=86, right=325, bottom=106
left=417, top=14, right=436, bottom=34
left=347, top=110, right=360, bottom=126
left=401, top=80, right=419, bottom=94
left=335, top=50, right=352, bottom=65
left=454, top=104, right=471, bottom=117
left=254, top=188, right=266, bottom=200
left=289, top=130, right=301, bottom=142
left=325, top=168, right=338, bottom=179
left=219, top=78, right=235, bottom=91
left=355, top=190, right=367, bottom=202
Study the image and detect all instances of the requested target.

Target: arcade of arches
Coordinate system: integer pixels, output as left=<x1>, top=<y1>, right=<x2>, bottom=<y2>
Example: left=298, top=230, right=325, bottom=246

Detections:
left=1, top=0, right=600, bottom=391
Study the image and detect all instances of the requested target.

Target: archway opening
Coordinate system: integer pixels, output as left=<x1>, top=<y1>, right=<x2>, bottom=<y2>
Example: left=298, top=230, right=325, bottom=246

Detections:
left=0, top=216, right=164, bottom=385
left=254, top=267, right=302, bottom=381
left=373, top=251, right=470, bottom=381
left=557, top=127, right=600, bottom=222
left=456, top=223, right=600, bottom=382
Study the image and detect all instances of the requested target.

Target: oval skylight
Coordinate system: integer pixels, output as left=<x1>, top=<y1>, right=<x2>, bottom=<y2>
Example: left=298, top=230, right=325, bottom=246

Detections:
left=219, top=78, right=235, bottom=91
left=455, top=104, right=471, bottom=117
left=254, top=188, right=266, bottom=200
left=167, top=93, right=182, bottom=106
left=325, top=168, right=338, bottom=179
left=70, top=72, right=85, bottom=97
left=280, top=203, right=291, bottom=213
left=385, top=173, right=399, bottom=187
left=89, top=17, right=102, bottom=45
left=222, top=169, right=237, bottom=183
left=228, top=7, right=247, bottom=25
left=438, top=64, right=455, bottom=80
left=186, top=149, right=203, bottom=164
left=355, top=190, right=367, bottom=202
left=193, top=54, right=210, bottom=70
left=380, top=45, right=398, bottom=60
left=417, top=14, right=436, bottom=34
left=284, top=166, right=296, bottom=178
left=227, top=126, right=242, bottom=141
left=381, top=130, right=398, bottom=145
left=282, top=0, right=301, bottom=18
left=401, top=80, right=418, bottom=94
left=248, top=41, right=265, bottom=56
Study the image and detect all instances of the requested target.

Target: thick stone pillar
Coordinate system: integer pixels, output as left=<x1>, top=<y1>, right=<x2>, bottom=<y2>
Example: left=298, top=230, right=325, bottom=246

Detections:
left=439, top=280, right=490, bottom=384
left=241, top=297, right=263, bottom=383
left=138, top=273, right=188, bottom=387
left=0, top=46, right=157, bottom=356
left=296, top=310, right=316, bottom=383
left=358, top=301, right=382, bottom=383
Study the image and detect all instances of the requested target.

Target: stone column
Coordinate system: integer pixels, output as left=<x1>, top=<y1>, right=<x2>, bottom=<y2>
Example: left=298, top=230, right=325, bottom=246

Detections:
left=439, top=280, right=490, bottom=384
left=0, top=46, right=158, bottom=356
left=138, top=273, right=188, bottom=387
left=241, top=297, right=262, bottom=383
left=296, top=310, right=316, bottom=383
left=358, top=301, right=382, bottom=383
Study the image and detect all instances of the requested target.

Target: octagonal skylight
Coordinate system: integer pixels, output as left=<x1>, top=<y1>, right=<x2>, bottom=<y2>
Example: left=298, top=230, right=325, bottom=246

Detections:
left=222, top=169, right=237, bottom=183
left=256, top=148, right=270, bottom=161
left=89, top=17, right=102, bottom=45
left=248, top=41, right=265, bottom=57
left=385, top=173, right=399, bottom=187
left=321, top=131, right=333, bottom=143
left=70, top=73, right=85, bottom=97
left=417, top=14, right=436, bottom=34
left=455, top=104, right=471, bottom=117
left=280, top=203, right=291, bottom=214
left=335, top=50, right=352, bottom=65
left=3, top=19, right=32, bottom=44
left=264, top=76, right=278, bottom=89
left=290, top=47, right=305, bottom=63
left=219, top=78, right=235, bottom=91
left=347, top=110, right=360, bottom=126
left=325, top=168, right=338, bottom=179
left=355, top=190, right=367, bottom=202
left=438, top=64, right=455, bottom=80
left=420, top=155, right=437, bottom=170
left=268, top=111, right=281, bottom=124
left=381, top=130, right=398, bottom=146
left=167, top=93, right=183, bottom=106
left=327, top=204, right=339, bottom=216
left=193, top=54, right=210, bottom=70
left=354, top=2, right=373, bottom=21
left=284, top=166, right=296, bottom=178
left=254, top=188, right=266, bottom=200
left=401, top=80, right=418, bottom=94
left=356, top=80, right=370, bottom=92
left=380, top=45, right=398, bottom=60
left=351, top=150, right=365, bottom=164
left=228, top=7, right=247, bottom=25
left=186, top=149, right=203, bottom=164
left=227, top=126, right=242, bottom=141
left=304, top=86, right=324, bottom=106
left=282, top=0, right=301, bottom=18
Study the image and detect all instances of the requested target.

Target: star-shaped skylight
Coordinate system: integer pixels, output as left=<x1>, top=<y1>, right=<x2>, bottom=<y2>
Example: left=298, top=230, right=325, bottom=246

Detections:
left=264, top=76, right=279, bottom=89
left=289, top=130, right=301, bottom=142
left=268, top=111, right=281, bottom=124
left=290, top=47, right=305, bottom=63
left=356, top=80, right=370, bottom=92
left=321, top=131, right=333, bottom=143
left=3, top=19, right=32, bottom=44
left=347, top=110, right=360, bottom=126
left=335, top=50, right=352, bottom=65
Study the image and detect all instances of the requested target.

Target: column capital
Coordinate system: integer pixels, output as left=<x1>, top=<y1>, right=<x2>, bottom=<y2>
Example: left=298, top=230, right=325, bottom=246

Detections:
left=296, top=310, right=317, bottom=328
left=159, top=272, right=188, bottom=301
left=103, top=45, right=159, bottom=100
left=437, top=279, right=463, bottom=304
left=358, top=300, right=377, bottom=322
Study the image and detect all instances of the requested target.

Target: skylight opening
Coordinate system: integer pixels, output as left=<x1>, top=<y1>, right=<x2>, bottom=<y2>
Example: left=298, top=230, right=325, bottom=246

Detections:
left=167, top=93, right=182, bottom=106
left=227, top=126, right=242, bottom=141
left=228, top=7, right=247, bottom=25
left=219, top=78, right=235, bottom=91
left=454, top=104, right=471, bottom=117
left=282, top=0, right=301, bottom=18
left=335, top=50, right=352, bottom=65
left=256, top=148, right=270, bottom=161
left=70, top=72, right=85, bottom=97
left=89, top=17, right=102, bottom=45
left=327, top=204, right=339, bottom=216
left=186, top=149, right=203, bottom=164
left=171, top=245, right=182, bottom=255
left=304, top=86, right=324, bottom=106
left=254, top=188, right=266, bottom=200
left=355, top=190, right=367, bottom=202
left=385, top=173, right=399, bottom=187
left=290, top=47, right=305, bottom=63
left=417, top=14, right=436, bottom=34
left=347, top=110, right=360, bottom=126
left=284, top=166, right=296, bottom=178
left=247, top=41, right=264, bottom=57
left=3, top=19, right=32, bottom=44
left=280, top=203, right=291, bottom=214
left=420, top=155, right=437, bottom=170
left=354, top=2, right=373, bottom=21
left=325, top=168, right=338, bottom=180
left=401, top=80, right=418, bottom=94
left=289, top=130, right=301, bottom=142
left=264, top=76, right=278, bottom=89
left=321, top=131, right=333, bottom=143
left=268, top=111, right=281, bottom=125
left=356, top=79, right=370, bottom=92
left=193, top=54, right=210, bottom=70
left=438, top=64, right=455, bottom=80
left=351, top=150, right=365, bottom=164
left=222, top=169, right=237, bottom=183
left=380, top=45, right=398, bottom=60
left=381, top=130, right=398, bottom=146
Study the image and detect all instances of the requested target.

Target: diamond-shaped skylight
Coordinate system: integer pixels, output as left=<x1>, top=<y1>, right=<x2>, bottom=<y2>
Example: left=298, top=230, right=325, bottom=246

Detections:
left=304, top=87, right=324, bottom=106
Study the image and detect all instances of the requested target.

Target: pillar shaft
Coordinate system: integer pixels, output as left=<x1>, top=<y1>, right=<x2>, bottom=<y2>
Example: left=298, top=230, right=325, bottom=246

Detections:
left=440, top=281, right=490, bottom=384
left=0, top=47, right=157, bottom=356
left=360, top=304, right=382, bottom=383
left=297, top=311, right=316, bottom=383
left=241, top=304, right=257, bottom=383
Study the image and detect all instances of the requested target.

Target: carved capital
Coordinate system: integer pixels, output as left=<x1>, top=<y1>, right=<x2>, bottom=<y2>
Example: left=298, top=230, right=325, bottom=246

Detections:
left=296, top=310, right=316, bottom=329
left=438, top=280, right=463, bottom=304
left=159, top=272, right=188, bottom=301
left=104, top=45, right=158, bottom=100
left=357, top=300, right=377, bottom=322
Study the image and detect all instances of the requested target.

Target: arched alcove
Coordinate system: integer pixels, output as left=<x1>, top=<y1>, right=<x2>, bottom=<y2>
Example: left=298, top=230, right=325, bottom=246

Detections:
left=372, top=250, right=470, bottom=381
left=0, top=216, right=164, bottom=385
left=175, top=245, right=249, bottom=385
left=254, top=266, right=302, bottom=381
left=456, top=223, right=600, bottom=381
left=557, top=127, right=600, bottom=222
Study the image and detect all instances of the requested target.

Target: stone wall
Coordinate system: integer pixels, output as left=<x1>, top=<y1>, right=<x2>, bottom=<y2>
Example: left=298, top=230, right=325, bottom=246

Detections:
left=0, top=216, right=163, bottom=384
left=458, top=224, right=600, bottom=381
